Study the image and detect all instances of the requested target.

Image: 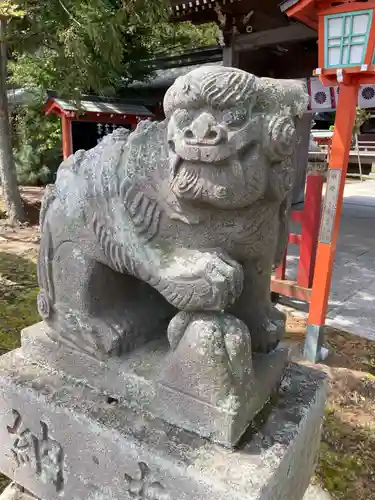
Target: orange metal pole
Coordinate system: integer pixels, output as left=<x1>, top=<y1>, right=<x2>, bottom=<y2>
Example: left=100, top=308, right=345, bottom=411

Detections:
left=304, top=81, right=359, bottom=362
left=62, top=116, right=73, bottom=160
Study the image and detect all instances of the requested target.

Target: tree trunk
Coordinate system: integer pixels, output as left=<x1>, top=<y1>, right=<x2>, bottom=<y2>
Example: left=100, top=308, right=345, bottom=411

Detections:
left=0, top=16, right=25, bottom=223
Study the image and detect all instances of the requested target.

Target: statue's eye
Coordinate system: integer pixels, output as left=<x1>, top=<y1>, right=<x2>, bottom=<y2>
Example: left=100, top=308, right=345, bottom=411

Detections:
left=222, top=109, right=248, bottom=128
left=222, top=111, right=235, bottom=123
left=174, top=109, right=192, bottom=128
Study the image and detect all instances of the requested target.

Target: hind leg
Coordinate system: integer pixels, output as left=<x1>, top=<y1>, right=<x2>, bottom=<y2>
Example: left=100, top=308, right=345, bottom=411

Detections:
left=38, top=241, right=174, bottom=359
left=230, top=258, right=285, bottom=353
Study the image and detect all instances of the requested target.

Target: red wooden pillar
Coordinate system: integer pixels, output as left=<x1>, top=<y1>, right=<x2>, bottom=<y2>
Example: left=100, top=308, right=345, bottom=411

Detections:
left=61, top=115, right=73, bottom=160
left=297, top=173, right=324, bottom=288
left=305, top=81, right=359, bottom=362
left=271, top=172, right=324, bottom=301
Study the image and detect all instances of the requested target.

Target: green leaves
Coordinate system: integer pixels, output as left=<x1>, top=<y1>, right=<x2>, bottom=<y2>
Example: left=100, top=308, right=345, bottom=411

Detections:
left=354, top=106, right=371, bottom=135
left=7, top=0, right=217, bottom=96
left=0, top=1, right=25, bottom=18
left=7, top=0, right=217, bottom=189
left=8, top=0, right=142, bottom=94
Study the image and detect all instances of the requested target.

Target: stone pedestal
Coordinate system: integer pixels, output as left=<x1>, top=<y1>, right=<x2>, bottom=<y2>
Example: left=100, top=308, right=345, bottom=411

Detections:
left=21, top=322, right=290, bottom=448
left=0, top=334, right=327, bottom=500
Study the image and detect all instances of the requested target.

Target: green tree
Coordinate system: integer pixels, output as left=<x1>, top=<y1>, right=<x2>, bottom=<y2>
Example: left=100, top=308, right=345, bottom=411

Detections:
left=5, top=1, right=217, bottom=189
left=330, top=106, right=371, bottom=136
left=12, top=99, right=62, bottom=185
left=0, top=1, right=25, bottom=223
left=9, top=0, right=165, bottom=96
left=353, top=106, right=371, bottom=135
left=148, top=20, right=218, bottom=56
left=8, top=0, right=217, bottom=96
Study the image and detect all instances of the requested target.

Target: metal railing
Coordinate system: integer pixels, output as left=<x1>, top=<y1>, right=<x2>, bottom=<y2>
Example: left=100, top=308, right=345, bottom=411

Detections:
left=309, top=138, right=375, bottom=181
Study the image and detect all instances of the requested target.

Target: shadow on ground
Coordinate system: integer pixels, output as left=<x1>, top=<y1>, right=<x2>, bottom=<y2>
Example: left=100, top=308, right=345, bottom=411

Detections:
left=285, top=318, right=375, bottom=500
left=322, top=330, right=375, bottom=500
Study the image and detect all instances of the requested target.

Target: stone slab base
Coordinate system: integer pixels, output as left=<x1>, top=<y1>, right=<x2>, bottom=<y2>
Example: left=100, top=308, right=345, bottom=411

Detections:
left=0, top=483, right=332, bottom=500
left=0, top=347, right=327, bottom=500
left=21, top=323, right=289, bottom=447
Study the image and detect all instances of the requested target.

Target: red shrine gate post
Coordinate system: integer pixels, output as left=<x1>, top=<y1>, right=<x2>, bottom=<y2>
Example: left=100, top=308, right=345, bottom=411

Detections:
left=282, top=0, right=375, bottom=361
left=61, top=115, right=73, bottom=159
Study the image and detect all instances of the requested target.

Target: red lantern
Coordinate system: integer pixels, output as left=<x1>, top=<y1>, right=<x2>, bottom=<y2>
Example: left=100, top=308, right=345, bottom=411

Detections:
left=282, top=0, right=375, bottom=85
left=280, top=0, right=373, bottom=361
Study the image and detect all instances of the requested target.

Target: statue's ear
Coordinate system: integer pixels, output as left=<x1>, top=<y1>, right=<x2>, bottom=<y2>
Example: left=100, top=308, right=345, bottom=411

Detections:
left=266, top=157, right=294, bottom=203
left=263, top=113, right=298, bottom=202
left=264, top=114, right=298, bottom=163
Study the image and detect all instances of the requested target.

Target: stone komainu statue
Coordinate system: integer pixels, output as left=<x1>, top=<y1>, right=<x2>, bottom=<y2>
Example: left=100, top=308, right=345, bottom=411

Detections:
left=37, top=66, right=308, bottom=360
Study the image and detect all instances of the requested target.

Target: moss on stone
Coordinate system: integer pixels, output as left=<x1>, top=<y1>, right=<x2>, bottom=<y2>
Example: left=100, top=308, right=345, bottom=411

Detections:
left=317, top=384, right=375, bottom=499
left=0, top=475, right=9, bottom=495
left=0, top=252, right=39, bottom=355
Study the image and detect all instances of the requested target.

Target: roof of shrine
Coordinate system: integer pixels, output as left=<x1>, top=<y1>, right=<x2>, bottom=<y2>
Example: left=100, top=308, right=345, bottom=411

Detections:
left=279, top=0, right=318, bottom=28
left=170, top=0, right=241, bottom=20
left=44, top=96, right=154, bottom=118
left=169, top=0, right=290, bottom=27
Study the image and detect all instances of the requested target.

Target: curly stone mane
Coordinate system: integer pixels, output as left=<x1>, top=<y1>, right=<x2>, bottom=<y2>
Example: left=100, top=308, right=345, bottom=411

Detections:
left=164, top=66, right=258, bottom=117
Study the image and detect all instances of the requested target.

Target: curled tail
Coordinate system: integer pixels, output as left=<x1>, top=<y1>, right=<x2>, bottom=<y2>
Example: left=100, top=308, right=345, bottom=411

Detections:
left=37, top=185, right=56, bottom=320
left=39, top=184, right=56, bottom=231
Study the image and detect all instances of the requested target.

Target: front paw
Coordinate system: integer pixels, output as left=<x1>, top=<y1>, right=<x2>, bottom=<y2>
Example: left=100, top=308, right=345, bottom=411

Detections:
left=159, top=249, right=244, bottom=311
left=198, top=250, right=244, bottom=310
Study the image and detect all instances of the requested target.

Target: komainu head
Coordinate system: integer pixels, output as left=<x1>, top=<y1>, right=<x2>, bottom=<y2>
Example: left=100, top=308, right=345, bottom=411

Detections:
left=164, top=66, right=308, bottom=210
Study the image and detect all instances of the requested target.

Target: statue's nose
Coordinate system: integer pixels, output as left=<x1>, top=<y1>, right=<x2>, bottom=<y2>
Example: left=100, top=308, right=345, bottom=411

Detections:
left=184, top=112, right=225, bottom=145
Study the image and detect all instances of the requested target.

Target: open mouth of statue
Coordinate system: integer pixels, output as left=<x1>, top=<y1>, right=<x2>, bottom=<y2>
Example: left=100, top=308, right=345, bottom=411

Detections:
left=172, top=156, right=230, bottom=177
left=170, top=138, right=235, bottom=166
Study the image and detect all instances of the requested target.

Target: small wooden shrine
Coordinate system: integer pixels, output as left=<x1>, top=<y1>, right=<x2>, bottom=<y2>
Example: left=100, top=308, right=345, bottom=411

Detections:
left=44, top=95, right=154, bottom=159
